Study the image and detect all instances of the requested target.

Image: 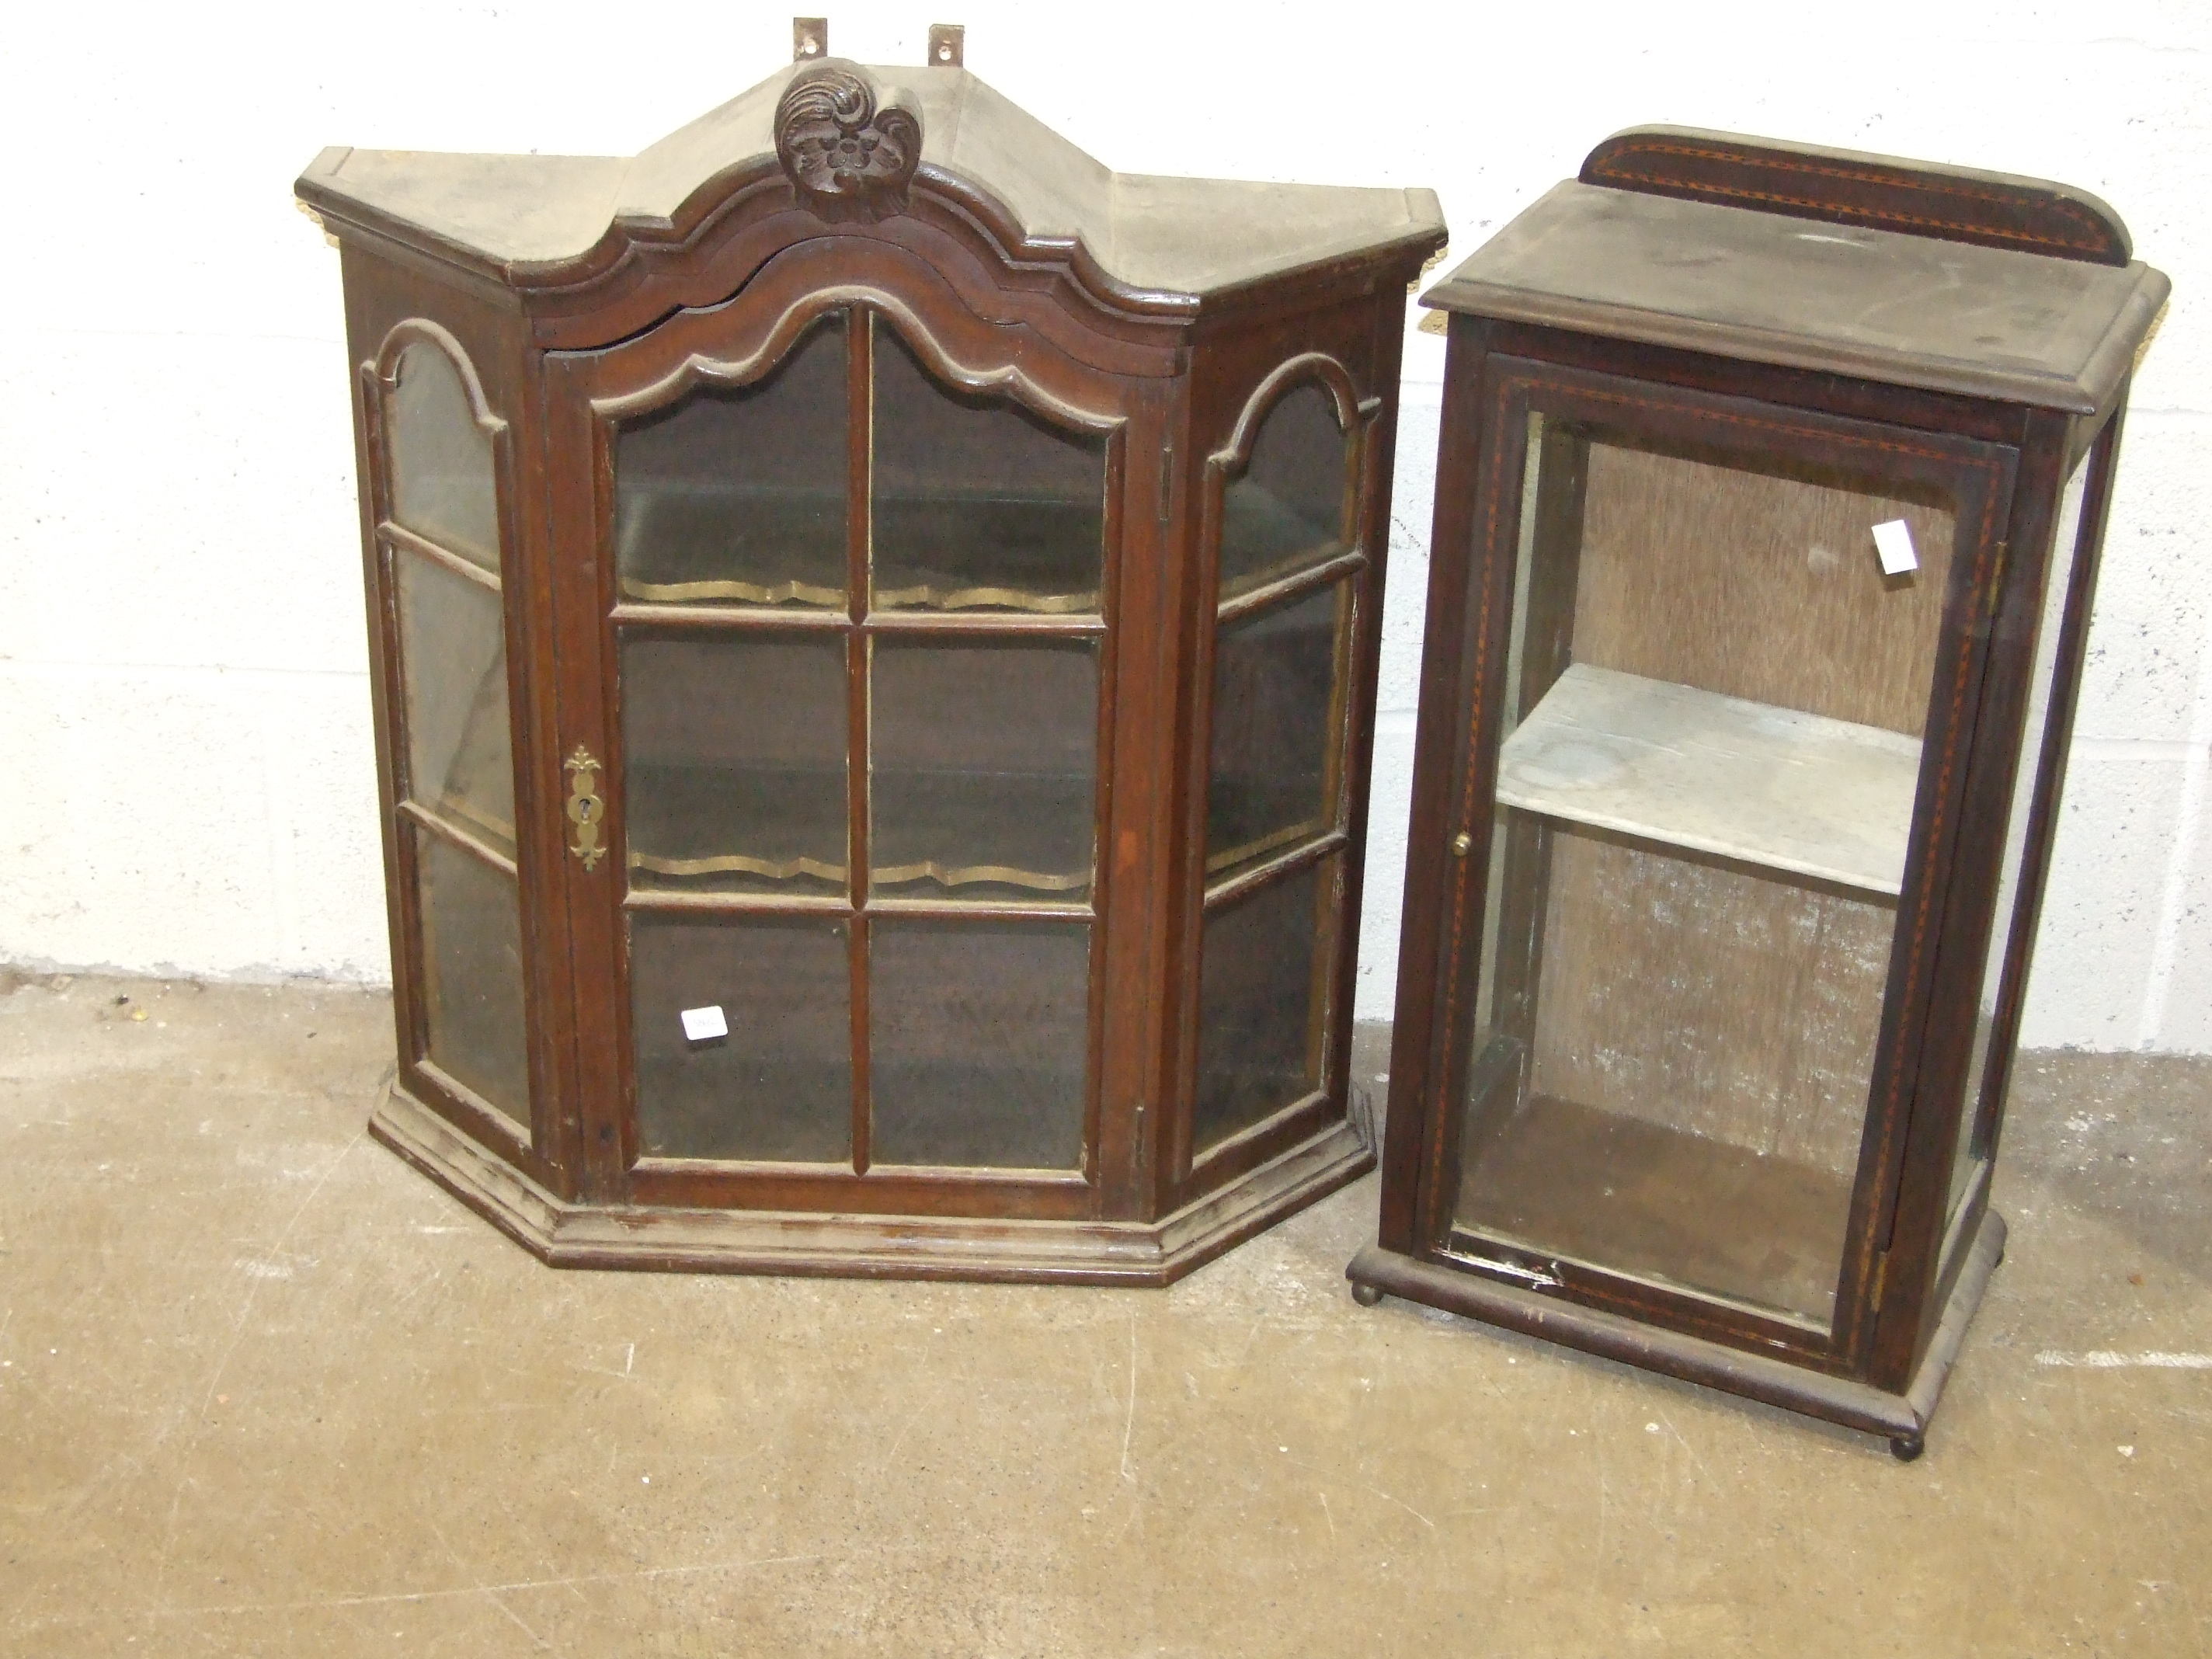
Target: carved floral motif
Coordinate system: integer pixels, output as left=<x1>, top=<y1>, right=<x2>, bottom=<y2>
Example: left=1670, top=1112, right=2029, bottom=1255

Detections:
left=774, top=60, right=923, bottom=223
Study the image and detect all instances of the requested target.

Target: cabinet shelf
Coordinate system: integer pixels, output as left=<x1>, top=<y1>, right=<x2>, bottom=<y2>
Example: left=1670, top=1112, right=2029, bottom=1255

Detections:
left=1495, top=663, right=1921, bottom=897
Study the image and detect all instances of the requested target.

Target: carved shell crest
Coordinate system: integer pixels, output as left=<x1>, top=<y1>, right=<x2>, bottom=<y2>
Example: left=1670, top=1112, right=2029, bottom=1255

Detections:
left=774, top=60, right=923, bottom=223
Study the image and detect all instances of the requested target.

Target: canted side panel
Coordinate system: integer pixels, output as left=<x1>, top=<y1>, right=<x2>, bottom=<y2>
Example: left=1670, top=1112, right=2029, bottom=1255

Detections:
left=1167, top=287, right=1411, bottom=1213
left=338, top=242, right=575, bottom=1198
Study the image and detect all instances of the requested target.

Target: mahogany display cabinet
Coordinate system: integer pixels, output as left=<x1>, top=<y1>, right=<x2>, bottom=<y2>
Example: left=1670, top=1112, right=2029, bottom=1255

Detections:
left=1348, top=128, right=2168, bottom=1456
left=295, top=25, right=1445, bottom=1282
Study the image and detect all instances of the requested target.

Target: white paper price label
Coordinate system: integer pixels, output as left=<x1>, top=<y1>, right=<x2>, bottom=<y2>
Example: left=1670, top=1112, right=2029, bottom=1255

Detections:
left=1872, top=519, right=1919, bottom=576
left=680, top=1005, right=729, bottom=1043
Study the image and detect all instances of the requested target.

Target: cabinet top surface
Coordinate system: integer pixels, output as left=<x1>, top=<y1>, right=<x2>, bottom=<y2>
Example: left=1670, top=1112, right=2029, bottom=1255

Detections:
left=297, top=61, right=1444, bottom=303
left=1426, top=180, right=2168, bottom=414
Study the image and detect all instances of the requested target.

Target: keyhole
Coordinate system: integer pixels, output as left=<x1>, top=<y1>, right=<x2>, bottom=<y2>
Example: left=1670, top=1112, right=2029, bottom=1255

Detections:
left=937, top=42, right=951, bottom=59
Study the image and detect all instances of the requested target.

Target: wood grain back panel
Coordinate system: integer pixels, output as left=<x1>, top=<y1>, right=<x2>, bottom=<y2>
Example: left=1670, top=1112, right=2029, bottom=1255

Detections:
left=1570, top=434, right=1956, bottom=736
left=1526, top=828, right=1894, bottom=1177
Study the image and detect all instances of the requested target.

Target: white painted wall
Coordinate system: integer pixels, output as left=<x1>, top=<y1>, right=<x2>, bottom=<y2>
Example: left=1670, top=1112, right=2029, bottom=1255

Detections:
left=1, top=0, right=2205, bottom=1049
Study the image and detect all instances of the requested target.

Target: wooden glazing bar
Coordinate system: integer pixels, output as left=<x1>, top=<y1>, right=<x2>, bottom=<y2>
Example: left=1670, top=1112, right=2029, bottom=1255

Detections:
left=609, top=601, right=849, bottom=634
left=847, top=304, right=875, bottom=1176
left=1214, top=548, right=1367, bottom=628
left=862, top=896, right=1095, bottom=923
left=398, top=796, right=520, bottom=878
left=622, top=888, right=852, bottom=919
left=860, top=610, right=1107, bottom=638
left=381, top=520, right=503, bottom=592
left=1202, top=828, right=1350, bottom=912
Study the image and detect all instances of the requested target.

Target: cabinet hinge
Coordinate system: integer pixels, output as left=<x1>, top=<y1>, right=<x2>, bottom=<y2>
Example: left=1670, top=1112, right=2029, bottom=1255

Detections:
left=1869, top=1250, right=1890, bottom=1313
left=1157, top=441, right=1174, bottom=525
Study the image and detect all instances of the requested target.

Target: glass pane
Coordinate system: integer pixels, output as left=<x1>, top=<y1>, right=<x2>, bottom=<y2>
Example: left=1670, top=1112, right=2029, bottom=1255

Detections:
left=1458, top=828, right=1890, bottom=1328
left=1194, top=861, right=1336, bottom=1155
left=614, top=314, right=849, bottom=609
left=1450, top=416, right=1957, bottom=1331
left=871, top=639, right=1097, bottom=903
left=621, top=635, right=848, bottom=897
left=871, top=920, right=1090, bottom=1168
left=396, top=551, right=514, bottom=859
left=1219, top=382, right=1351, bottom=599
left=630, top=916, right=852, bottom=1162
left=1207, top=582, right=1347, bottom=879
left=871, top=322, right=1106, bottom=614
left=414, top=829, right=529, bottom=1132
left=1945, top=454, right=2093, bottom=1233
left=387, top=341, right=499, bottom=572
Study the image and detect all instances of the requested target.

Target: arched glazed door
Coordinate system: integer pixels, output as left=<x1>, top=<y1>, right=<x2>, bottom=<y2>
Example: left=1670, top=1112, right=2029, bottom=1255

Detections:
left=544, top=262, right=1141, bottom=1213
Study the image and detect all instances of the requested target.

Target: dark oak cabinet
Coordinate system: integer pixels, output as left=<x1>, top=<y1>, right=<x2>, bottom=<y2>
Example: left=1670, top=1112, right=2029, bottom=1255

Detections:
left=1348, top=128, right=2168, bottom=1455
left=298, top=30, right=1443, bottom=1281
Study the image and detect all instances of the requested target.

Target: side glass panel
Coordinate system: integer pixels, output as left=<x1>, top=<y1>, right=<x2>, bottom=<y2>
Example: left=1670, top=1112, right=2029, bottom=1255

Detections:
left=1195, top=861, right=1337, bottom=1154
left=1943, top=455, right=2092, bottom=1235
left=1206, top=583, right=1348, bottom=878
left=1192, top=372, right=1364, bottom=1163
left=612, top=314, right=849, bottom=608
left=387, top=342, right=499, bottom=572
left=871, top=638, right=1098, bottom=903
left=383, top=335, right=529, bottom=1138
left=621, top=635, right=849, bottom=897
left=871, top=919, right=1090, bottom=1169
left=413, top=826, right=530, bottom=1128
left=630, top=916, right=853, bottom=1161
left=1219, top=383, right=1351, bottom=599
left=1451, top=415, right=1959, bottom=1332
left=870, top=321, right=1107, bottom=614
left=396, top=554, right=516, bottom=859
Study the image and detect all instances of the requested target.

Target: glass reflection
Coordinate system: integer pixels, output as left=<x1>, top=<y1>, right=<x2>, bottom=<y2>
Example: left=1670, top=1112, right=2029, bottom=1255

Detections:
left=1194, top=861, right=1334, bottom=1154
left=621, top=635, right=850, bottom=897
left=630, top=916, right=854, bottom=1162
left=1219, top=382, right=1351, bottom=598
left=871, top=322, right=1106, bottom=614
left=614, top=315, right=850, bottom=609
left=871, top=639, right=1097, bottom=903
left=397, top=554, right=513, bottom=858
left=871, top=919, right=1090, bottom=1168
left=1206, top=583, right=1345, bottom=878
left=388, top=342, right=499, bottom=572
left=415, top=827, right=530, bottom=1131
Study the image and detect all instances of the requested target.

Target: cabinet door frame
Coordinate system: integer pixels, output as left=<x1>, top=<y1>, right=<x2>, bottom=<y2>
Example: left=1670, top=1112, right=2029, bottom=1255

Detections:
left=1389, top=339, right=2021, bottom=1375
left=541, top=234, right=1159, bottom=1218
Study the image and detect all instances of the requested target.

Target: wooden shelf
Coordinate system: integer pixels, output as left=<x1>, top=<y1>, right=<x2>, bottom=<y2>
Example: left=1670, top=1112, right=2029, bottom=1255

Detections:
left=1495, top=664, right=1921, bottom=897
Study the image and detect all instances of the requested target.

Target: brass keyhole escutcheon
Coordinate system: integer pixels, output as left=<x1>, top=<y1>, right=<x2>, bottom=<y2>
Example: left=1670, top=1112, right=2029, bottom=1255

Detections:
left=565, top=746, right=607, bottom=871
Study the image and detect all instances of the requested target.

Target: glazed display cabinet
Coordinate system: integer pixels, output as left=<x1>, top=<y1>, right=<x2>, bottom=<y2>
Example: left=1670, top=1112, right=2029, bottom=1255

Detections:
left=1349, top=128, right=2167, bottom=1454
left=297, top=25, right=1444, bottom=1280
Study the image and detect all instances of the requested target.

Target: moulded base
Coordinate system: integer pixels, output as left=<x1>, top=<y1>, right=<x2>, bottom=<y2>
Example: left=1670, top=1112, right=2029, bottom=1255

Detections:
left=370, top=1081, right=1376, bottom=1285
left=1345, top=1209, right=2006, bottom=1454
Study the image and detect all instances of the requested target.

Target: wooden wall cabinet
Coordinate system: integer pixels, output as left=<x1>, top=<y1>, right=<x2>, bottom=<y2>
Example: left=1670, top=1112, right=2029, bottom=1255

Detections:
left=1348, top=128, right=2168, bottom=1456
left=297, top=29, right=1444, bottom=1282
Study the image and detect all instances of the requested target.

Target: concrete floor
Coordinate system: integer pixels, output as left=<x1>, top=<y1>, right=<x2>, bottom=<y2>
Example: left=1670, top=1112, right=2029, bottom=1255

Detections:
left=1, top=973, right=2208, bottom=1657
